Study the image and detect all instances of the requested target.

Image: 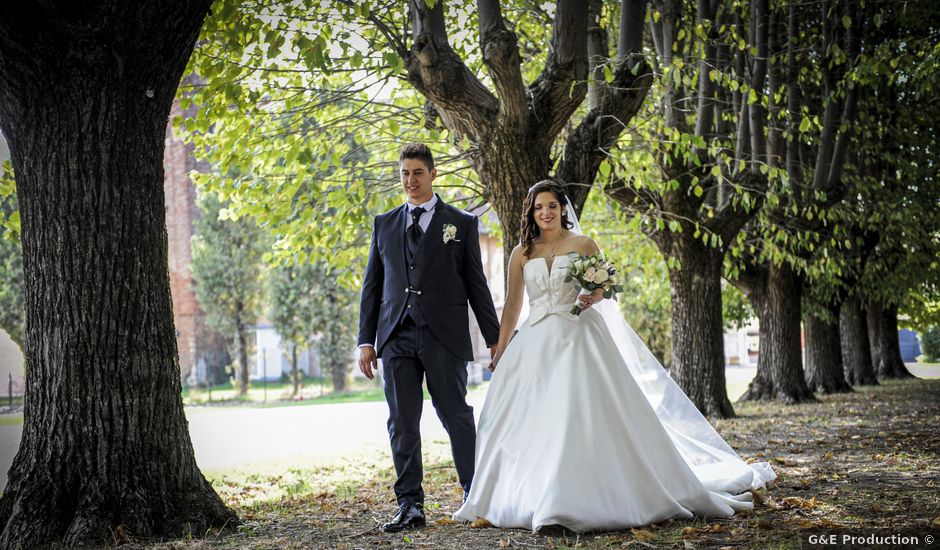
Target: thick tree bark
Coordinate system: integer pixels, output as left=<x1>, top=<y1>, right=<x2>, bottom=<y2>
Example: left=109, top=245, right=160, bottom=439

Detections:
left=735, top=264, right=815, bottom=403
left=804, top=308, right=853, bottom=394
left=0, top=2, right=236, bottom=547
left=839, top=297, right=879, bottom=386
left=867, top=302, right=914, bottom=380
left=665, top=237, right=734, bottom=418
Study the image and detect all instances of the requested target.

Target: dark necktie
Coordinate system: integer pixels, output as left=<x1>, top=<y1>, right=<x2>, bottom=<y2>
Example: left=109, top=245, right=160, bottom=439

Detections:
left=407, top=206, right=426, bottom=259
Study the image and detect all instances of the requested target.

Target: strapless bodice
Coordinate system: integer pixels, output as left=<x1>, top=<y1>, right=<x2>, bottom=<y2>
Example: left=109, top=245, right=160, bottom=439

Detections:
left=523, top=255, right=581, bottom=324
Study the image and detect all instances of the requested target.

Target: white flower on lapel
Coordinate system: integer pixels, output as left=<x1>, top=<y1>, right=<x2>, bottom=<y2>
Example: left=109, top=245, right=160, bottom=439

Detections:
left=442, top=224, right=460, bottom=244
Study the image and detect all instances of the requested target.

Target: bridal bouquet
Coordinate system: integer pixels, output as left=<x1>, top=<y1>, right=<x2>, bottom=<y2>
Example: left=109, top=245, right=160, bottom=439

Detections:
left=564, top=252, right=624, bottom=315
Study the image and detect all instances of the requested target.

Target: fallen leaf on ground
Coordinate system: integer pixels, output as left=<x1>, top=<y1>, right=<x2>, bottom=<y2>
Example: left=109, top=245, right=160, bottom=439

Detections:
left=499, top=538, right=510, bottom=548
left=434, top=518, right=455, bottom=526
left=782, top=496, right=818, bottom=509
left=470, top=518, right=492, bottom=528
left=631, top=528, right=655, bottom=542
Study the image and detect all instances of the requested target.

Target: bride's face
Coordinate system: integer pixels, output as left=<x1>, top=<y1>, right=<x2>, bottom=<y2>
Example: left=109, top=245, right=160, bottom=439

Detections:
left=533, top=191, right=565, bottom=232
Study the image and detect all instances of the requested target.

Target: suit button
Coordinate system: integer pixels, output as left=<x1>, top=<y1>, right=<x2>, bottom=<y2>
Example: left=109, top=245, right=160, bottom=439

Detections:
left=410, top=265, right=415, bottom=269
left=407, top=305, right=412, bottom=309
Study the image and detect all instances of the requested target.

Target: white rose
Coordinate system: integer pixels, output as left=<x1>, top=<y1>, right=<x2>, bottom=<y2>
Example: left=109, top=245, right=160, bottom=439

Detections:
left=592, top=269, right=609, bottom=284
left=584, top=267, right=596, bottom=281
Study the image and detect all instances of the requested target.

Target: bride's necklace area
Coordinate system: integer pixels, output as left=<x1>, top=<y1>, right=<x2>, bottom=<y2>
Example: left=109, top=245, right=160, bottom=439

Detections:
left=540, top=230, right=568, bottom=262
left=545, top=230, right=568, bottom=257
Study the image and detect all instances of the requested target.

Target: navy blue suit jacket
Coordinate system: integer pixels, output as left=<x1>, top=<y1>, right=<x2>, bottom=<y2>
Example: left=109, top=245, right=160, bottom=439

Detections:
left=357, top=196, right=500, bottom=360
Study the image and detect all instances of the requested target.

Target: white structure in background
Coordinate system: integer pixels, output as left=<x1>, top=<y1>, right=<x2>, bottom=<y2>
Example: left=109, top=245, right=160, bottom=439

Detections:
left=724, top=319, right=760, bottom=367
left=250, top=324, right=317, bottom=381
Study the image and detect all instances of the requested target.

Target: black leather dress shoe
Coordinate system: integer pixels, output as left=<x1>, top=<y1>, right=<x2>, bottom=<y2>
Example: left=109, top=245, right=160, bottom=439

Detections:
left=381, top=503, right=426, bottom=533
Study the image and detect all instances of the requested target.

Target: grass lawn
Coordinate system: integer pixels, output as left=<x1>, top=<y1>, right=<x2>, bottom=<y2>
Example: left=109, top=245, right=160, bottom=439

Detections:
left=181, top=377, right=397, bottom=407
left=113, top=377, right=940, bottom=550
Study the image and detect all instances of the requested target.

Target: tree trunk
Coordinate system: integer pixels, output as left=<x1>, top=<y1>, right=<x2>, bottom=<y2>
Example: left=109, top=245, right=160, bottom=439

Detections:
left=739, top=264, right=815, bottom=403
left=291, top=344, right=300, bottom=398
left=804, top=307, right=853, bottom=394
left=867, top=302, right=913, bottom=380
left=0, top=2, right=236, bottom=547
left=473, top=139, right=549, bottom=276
left=331, top=360, right=347, bottom=393
left=839, top=297, right=879, bottom=386
left=666, top=237, right=734, bottom=418
left=237, top=327, right=250, bottom=396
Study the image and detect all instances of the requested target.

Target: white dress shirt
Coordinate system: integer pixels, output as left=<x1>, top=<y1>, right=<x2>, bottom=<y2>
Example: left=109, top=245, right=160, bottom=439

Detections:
left=406, top=194, right=438, bottom=233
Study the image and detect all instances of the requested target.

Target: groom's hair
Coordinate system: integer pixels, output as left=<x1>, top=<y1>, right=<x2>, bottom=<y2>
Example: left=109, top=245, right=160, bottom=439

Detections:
left=399, top=143, right=435, bottom=170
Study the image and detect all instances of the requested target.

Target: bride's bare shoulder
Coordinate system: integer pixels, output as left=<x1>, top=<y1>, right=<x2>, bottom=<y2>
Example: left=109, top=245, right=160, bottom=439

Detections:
left=564, top=233, right=592, bottom=245
left=569, top=234, right=599, bottom=254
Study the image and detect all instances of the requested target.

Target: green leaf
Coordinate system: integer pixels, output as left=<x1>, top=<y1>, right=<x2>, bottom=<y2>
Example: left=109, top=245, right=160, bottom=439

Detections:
left=842, top=15, right=851, bottom=29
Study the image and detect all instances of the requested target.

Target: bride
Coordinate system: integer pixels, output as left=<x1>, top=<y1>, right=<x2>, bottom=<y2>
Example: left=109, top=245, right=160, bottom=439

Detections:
left=453, top=180, right=775, bottom=533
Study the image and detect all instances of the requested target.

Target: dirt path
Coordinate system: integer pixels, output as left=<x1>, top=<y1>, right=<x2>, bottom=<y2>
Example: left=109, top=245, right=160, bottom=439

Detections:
left=128, top=379, right=939, bottom=549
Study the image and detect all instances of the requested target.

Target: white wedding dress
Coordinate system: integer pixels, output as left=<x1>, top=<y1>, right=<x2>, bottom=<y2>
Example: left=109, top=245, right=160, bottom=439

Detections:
left=454, top=254, right=775, bottom=532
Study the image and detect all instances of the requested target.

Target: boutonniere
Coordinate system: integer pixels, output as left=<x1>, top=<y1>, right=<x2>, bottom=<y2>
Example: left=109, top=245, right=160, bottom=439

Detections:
left=442, top=224, right=460, bottom=244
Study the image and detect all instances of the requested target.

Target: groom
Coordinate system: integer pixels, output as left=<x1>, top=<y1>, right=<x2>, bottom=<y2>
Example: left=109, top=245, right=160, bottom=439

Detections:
left=358, top=143, right=500, bottom=532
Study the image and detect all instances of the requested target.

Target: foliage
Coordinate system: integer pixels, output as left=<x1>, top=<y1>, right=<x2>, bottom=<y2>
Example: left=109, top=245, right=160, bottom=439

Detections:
left=268, top=258, right=357, bottom=392
left=800, top=0, right=940, bottom=314
left=921, top=327, right=940, bottom=363
left=305, top=262, right=358, bottom=392
left=0, top=162, right=23, bottom=351
left=180, top=1, right=459, bottom=287
left=192, top=192, right=268, bottom=394
left=268, top=259, right=319, bottom=395
left=181, top=0, right=653, bottom=294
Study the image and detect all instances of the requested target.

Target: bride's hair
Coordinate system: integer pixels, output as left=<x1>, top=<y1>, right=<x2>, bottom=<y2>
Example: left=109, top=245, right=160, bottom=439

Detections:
left=520, top=180, right=574, bottom=258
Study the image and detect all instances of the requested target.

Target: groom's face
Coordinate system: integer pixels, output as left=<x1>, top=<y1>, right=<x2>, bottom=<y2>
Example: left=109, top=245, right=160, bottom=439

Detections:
left=400, top=158, right=436, bottom=205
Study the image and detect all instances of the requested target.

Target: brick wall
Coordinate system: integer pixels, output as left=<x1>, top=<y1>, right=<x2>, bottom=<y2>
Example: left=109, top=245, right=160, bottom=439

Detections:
left=163, top=98, right=225, bottom=385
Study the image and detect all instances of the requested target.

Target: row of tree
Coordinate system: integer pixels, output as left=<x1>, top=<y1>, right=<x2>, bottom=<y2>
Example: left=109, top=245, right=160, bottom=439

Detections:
left=186, top=0, right=939, bottom=417
left=191, top=193, right=356, bottom=396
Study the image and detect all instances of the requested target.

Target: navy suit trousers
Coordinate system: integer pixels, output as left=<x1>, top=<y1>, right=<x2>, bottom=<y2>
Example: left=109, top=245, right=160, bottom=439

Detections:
left=381, top=316, right=475, bottom=506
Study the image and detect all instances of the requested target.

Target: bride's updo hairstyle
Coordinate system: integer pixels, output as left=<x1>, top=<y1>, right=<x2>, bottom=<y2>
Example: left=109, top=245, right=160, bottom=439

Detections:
left=520, top=180, right=574, bottom=258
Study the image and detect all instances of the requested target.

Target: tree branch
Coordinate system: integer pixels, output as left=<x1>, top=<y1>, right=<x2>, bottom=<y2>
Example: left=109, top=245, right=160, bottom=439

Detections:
left=527, top=0, right=590, bottom=147
left=557, top=0, right=653, bottom=215
left=404, top=0, right=499, bottom=142
left=477, top=0, right=527, bottom=126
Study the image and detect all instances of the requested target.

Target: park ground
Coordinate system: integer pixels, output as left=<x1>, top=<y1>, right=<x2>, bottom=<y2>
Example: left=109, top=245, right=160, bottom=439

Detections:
left=105, top=376, right=940, bottom=550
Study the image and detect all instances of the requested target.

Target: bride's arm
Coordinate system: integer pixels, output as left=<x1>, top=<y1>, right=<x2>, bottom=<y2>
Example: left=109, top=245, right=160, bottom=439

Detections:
left=576, top=236, right=606, bottom=310
left=492, top=245, right=525, bottom=367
